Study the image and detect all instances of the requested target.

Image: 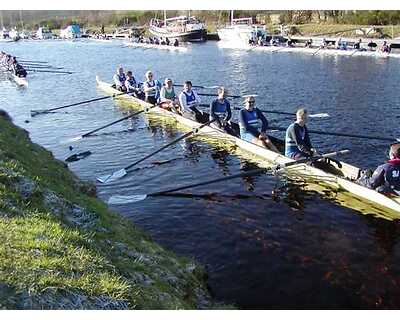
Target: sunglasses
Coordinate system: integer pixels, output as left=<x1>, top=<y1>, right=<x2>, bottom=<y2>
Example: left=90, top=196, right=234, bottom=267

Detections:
left=247, top=101, right=255, bottom=104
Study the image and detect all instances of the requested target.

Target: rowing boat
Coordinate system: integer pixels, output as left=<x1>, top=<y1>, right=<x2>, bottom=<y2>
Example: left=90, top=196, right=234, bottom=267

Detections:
left=123, top=41, right=188, bottom=53
left=96, top=76, right=400, bottom=219
left=222, top=43, right=400, bottom=59
left=0, top=64, right=28, bottom=87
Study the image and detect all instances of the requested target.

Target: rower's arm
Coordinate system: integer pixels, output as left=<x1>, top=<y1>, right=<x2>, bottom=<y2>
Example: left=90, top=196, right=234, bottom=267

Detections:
left=193, top=90, right=201, bottom=105
left=304, top=127, right=313, bottom=150
left=113, top=74, right=122, bottom=87
left=179, top=93, right=187, bottom=110
left=256, top=109, right=268, bottom=133
left=369, top=165, right=386, bottom=189
left=225, top=101, right=232, bottom=122
left=293, top=125, right=312, bottom=155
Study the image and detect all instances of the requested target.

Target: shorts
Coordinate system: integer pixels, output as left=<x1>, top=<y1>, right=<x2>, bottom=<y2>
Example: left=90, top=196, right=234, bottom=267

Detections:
left=240, top=130, right=257, bottom=142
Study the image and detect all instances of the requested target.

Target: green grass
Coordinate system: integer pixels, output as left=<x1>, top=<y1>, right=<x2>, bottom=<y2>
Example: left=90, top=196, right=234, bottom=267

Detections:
left=0, top=114, right=222, bottom=309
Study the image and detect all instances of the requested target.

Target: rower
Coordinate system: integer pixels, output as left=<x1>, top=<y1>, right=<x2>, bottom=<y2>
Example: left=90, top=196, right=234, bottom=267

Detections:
left=321, top=38, right=328, bottom=48
left=353, top=39, right=362, bottom=50
left=358, top=143, right=400, bottom=195
left=179, top=81, right=203, bottom=122
left=285, top=108, right=316, bottom=159
left=166, top=38, right=170, bottom=46
left=209, top=87, right=236, bottom=136
left=143, top=70, right=161, bottom=105
left=380, top=41, right=391, bottom=53
left=12, top=59, right=27, bottom=78
left=239, top=96, right=280, bottom=153
left=113, top=66, right=127, bottom=92
left=173, top=39, right=179, bottom=47
left=125, top=71, right=143, bottom=99
left=159, top=78, right=180, bottom=112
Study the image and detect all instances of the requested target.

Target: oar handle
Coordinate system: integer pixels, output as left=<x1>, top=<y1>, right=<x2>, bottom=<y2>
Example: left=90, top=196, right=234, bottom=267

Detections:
left=124, top=119, right=216, bottom=171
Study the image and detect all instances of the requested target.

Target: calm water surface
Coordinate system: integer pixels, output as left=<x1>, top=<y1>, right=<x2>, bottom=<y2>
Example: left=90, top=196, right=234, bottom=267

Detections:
left=1, top=40, right=400, bottom=309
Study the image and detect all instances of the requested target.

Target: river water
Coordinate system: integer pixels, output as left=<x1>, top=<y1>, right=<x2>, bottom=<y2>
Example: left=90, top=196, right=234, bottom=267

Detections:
left=1, top=39, right=400, bottom=309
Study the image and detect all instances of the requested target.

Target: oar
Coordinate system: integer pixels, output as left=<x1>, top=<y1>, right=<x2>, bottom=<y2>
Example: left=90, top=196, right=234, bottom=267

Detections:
left=107, top=149, right=350, bottom=204
left=175, top=84, right=220, bottom=90
left=350, top=50, right=358, bottom=56
left=269, top=126, right=400, bottom=142
left=199, top=105, right=329, bottom=119
left=97, top=119, right=217, bottom=184
left=312, top=47, right=322, bottom=56
left=23, top=65, right=64, bottom=70
left=197, top=92, right=242, bottom=99
left=19, top=59, right=48, bottom=64
left=25, top=69, right=73, bottom=75
left=31, top=92, right=129, bottom=117
left=272, top=47, right=286, bottom=53
left=61, top=105, right=157, bottom=144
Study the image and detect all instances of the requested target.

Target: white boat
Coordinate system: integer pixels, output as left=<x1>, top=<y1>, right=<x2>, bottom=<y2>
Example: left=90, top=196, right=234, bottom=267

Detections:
left=123, top=41, right=188, bottom=52
left=96, top=76, right=400, bottom=219
left=60, top=24, right=81, bottom=39
left=217, top=11, right=267, bottom=49
left=36, top=27, right=53, bottom=40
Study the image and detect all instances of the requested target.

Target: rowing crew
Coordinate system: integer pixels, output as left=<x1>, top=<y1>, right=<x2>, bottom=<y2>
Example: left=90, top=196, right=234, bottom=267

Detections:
left=0, top=51, right=27, bottom=77
left=112, top=67, right=400, bottom=195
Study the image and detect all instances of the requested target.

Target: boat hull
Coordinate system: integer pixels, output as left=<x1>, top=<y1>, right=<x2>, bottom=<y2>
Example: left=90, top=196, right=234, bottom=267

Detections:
left=123, top=41, right=188, bottom=52
left=96, top=76, right=400, bottom=219
left=149, top=26, right=206, bottom=42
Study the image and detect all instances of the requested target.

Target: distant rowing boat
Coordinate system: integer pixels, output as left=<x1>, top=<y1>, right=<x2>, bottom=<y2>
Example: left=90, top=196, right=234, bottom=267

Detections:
left=0, top=64, right=28, bottom=87
left=219, top=42, right=400, bottom=59
left=96, top=76, right=400, bottom=219
left=123, top=41, right=188, bottom=52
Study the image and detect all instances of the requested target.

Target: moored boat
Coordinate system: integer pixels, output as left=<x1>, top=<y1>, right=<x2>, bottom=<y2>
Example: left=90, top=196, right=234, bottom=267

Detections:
left=149, top=13, right=207, bottom=42
left=96, top=76, right=400, bottom=219
left=217, top=11, right=268, bottom=49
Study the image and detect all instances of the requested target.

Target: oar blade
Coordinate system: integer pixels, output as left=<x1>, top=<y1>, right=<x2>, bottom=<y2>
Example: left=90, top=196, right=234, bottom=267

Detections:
left=108, top=194, right=148, bottom=205
left=30, top=110, right=46, bottom=117
left=59, top=135, right=83, bottom=144
left=309, top=113, right=330, bottom=118
left=97, top=168, right=127, bottom=184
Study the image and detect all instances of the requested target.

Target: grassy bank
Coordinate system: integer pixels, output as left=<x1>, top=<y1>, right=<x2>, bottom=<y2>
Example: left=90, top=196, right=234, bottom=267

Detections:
left=0, top=110, right=226, bottom=309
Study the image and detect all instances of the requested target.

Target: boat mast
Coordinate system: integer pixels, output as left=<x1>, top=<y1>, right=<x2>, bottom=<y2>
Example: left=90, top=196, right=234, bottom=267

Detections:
left=164, top=10, right=167, bottom=27
left=230, top=10, right=234, bottom=25
left=0, top=11, right=3, bottom=29
left=19, top=10, right=23, bottom=29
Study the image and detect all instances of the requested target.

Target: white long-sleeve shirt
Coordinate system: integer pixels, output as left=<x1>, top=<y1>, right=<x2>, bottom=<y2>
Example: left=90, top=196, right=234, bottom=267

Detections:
left=113, top=73, right=126, bottom=87
left=178, top=90, right=201, bottom=112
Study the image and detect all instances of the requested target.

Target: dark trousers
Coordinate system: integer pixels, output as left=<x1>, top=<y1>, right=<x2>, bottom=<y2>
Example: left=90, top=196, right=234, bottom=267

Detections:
left=145, top=96, right=157, bottom=105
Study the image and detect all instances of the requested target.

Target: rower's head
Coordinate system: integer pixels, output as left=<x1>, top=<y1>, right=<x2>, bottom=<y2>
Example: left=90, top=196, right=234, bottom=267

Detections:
left=164, top=78, right=173, bottom=88
left=244, top=96, right=256, bottom=110
left=146, top=70, right=153, bottom=80
left=217, top=86, right=226, bottom=99
left=296, top=108, right=308, bottom=125
left=126, top=71, right=133, bottom=79
left=183, top=81, right=192, bottom=92
left=117, top=66, right=124, bottom=75
left=389, top=143, right=400, bottom=160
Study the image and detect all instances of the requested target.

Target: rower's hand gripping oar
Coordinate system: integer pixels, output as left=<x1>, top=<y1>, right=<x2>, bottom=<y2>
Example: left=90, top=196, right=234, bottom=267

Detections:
left=60, top=105, right=158, bottom=144
left=107, top=149, right=350, bottom=204
left=97, top=119, right=217, bottom=184
left=31, top=92, right=129, bottom=117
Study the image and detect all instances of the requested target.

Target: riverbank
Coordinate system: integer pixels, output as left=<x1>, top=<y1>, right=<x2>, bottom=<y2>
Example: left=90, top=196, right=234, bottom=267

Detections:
left=0, top=110, right=227, bottom=309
